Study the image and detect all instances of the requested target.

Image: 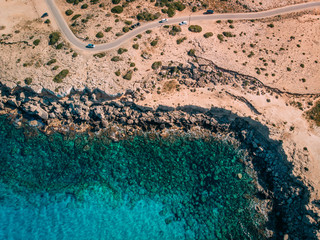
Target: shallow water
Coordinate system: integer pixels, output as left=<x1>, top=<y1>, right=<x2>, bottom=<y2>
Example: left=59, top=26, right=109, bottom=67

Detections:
left=0, top=116, right=265, bottom=239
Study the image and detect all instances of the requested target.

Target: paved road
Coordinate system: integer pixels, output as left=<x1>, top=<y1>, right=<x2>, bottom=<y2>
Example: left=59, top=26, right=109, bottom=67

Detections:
left=45, top=0, right=320, bottom=52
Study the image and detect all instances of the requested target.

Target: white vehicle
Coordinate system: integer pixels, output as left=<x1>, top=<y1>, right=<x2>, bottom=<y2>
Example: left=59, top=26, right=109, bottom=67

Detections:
left=179, top=21, right=187, bottom=25
left=159, top=18, right=168, bottom=23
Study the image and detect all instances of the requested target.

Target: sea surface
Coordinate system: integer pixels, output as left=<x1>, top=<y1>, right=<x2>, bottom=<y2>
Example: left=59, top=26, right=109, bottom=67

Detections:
left=0, top=116, right=265, bottom=239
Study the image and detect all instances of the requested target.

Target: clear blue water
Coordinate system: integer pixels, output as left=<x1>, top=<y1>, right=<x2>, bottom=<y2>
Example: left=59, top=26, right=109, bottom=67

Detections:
left=0, top=116, right=265, bottom=239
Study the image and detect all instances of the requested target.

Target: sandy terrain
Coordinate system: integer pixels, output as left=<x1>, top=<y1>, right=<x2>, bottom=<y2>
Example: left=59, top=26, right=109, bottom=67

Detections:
left=0, top=0, right=320, bottom=235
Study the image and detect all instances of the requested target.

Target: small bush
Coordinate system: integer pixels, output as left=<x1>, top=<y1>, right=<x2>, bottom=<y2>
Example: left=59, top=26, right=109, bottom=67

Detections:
left=81, top=4, right=88, bottom=8
left=117, top=48, right=128, bottom=54
left=93, top=53, right=106, bottom=58
left=123, top=26, right=130, bottom=33
left=188, top=49, right=195, bottom=56
left=115, top=70, right=121, bottom=76
left=188, top=25, right=202, bottom=33
left=146, top=30, right=152, bottom=34
left=137, top=12, right=160, bottom=21
left=72, top=52, right=78, bottom=58
left=300, top=64, right=305, bottom=68
left=96, top=32, right=104, bottom=38
left=136, top=34, right=142, bottom=39
left=267, top=23, right=274, bottom=28
left=71, top=14, right=81, bottom=20
left=111, top=56, right=121, bottom=61
left=176, top=37, right=186, bottom=44
left=56, top=43, right=63, bottom=49
left=111, top=6, right=123, bottom=13
left=124, top=20, right=132, bottom=25
left=47, top=59, right=57, bottom=65
left=112, top=0, right=120, bottom=4
left=132, top=43, right=139, bottom=49
left=152, top=61, right=162, bottom=70
left=217, top=34, right=224, bottom=42
left=222, top=32, right=234, bottom=37
left=307, top=101, right=320, bottom=126
left=169, top=25, right=181, bottom=36
left=65, top=9, right=74, bottom=16
left=105, top=27, right=112, bottom=32
left=203, top=32, right=213, bottom=38
left=150, top=40, right=158, bottom=46
left=130, top=62, right=135, bottom=67
left=53, top=69, right=69, bottom=83
left=44, top=19, right=51, bottom=24
left=123, top=70, right=133, bottom=80
left=24, top=77, right=32, bottom=85
left=33, top=39, right=40, bottom=46
left=287, top=67, right=291, bottom=71
left=49, top=32, right=60, bottom=45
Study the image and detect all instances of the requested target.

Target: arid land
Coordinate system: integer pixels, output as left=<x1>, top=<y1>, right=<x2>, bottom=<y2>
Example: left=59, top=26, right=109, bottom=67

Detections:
left=0, top=0, right=320, bottom=238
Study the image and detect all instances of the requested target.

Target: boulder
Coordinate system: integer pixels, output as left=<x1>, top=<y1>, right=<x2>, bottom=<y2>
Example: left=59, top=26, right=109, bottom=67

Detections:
left=22, top=103, right=48, bottom=120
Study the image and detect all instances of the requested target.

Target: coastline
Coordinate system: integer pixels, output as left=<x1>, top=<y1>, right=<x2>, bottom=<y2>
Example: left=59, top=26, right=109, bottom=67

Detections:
left=0, top=80, right=319, bottom=238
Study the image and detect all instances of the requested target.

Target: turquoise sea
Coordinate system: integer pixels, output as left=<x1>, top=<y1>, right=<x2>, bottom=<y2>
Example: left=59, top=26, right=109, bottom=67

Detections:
left=0, top=116, right=265, bottom=239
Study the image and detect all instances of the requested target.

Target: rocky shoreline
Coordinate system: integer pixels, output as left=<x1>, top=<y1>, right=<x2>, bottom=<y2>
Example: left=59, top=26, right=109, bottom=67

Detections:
left=0, top=80, right=319, bottom=239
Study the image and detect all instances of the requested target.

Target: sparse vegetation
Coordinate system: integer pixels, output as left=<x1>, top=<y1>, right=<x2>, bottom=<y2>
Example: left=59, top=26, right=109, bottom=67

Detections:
left=123, top=70, right=133, bottom=80
left=203, top=32, right=213, bottom=38
left=111, top=6, right=123, bottom=14
left=188, top=25, right=202, bottom=33
left=152, top=61, right=162, bottom=70
left=47, top=59, right=57, bottom=65
left=105, top=27, right=112, bottom=32
left=49, top=32, right=60, bottom=45
left=96, top=32, right=104, bottom=38
left=93, top=53, right=106, bottom=58
left=111, top=56, right=121, bottom=61
left=150, top=40, right=158, bottom=46
left=117, top=48, right=128, bottom=54
left=53, top=69, right=69, bottom=83
left=24, top=77, right=32, bottom=85
left=115, top=70, right=121, bottom=76
left=169, top=25, right=181, bottom=36
left=137, top=12, right=160, bottom=21
left=188, top=49, right=195, bottom=56
left=217, top=34, right=224, bottom=42
left=307, top=101, right=320, bottom=126
left=71, top=14, right=81, bottom=20
left=176, top=37, right=187, bottom=44
left=65, top=9, right=74, bottom=16
left=33, top=39, right=40, bottom=46
left=132, top=43, right=139, bottom=49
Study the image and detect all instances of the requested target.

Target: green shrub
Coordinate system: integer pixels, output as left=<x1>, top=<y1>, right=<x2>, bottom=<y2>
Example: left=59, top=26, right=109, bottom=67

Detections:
left=122, top=26, right=130, bottom=33
left=307, top=101, right=320, bottom=126
left=222, top=32, right=234, bottom=37
left=188, top=25, right=202, bottom=33
left=52, top=66, right=59, bottom=70
left=33, top=39, right=40, bottom=46
left=115, top=70, right=121, bottom=76
left=96, top=32, right=104, bottom=38
left=81, top=4, right=88, bottom=8
left=227, top=19, right=233, bottom=24
left=123, top=70, right=133, bottom=80
left=53, top=69, right=69, bottom=83
left=71, top=14, right=81, bottom=20
left=137, top=12, right=160, bottom=21
left=300, top=64, right=304, bottom=68
left=188, top=49, right=195, bottom=56
left=176, top=37, right=186, bottom=44
left=136, top=34, right=142, bottom=39
left=65, top=9, right=74, bottom=16
left=203, top=32, right=213, bottom=38
left=44, top=19, right=51, bottom=24
left=93, top=53, right=106, bottom=58
left=217, top=34, right=224, bottom=42
left=56, top=43, right=63, bottom=49
left=132, top=43, right=139, bottom=49
left=47, top=59, right=57, bottom=65
left=146, top=30, right=152, bottom=34
left=130, top=62, right=135, bottom=67
left=167, top=8, right=175, bottom=17
left=112, top=0, right=120, bottom=4
left=173, top=1, right=185, bottom=11
left=124, top=20, right=132, bottom=25
left=90, top=0, right=99, bottom=4
left=49, top=32, right=60, bottom=45
left=24, top=77, right=32, bottom=85
left=105, top=27, right=112, bottom=32
left=152, top=61, right=162, bottom=70
left=150, top=40, right=158, bottom=46
left=267, top=23, right=274, bottom=28
left=111, top=6, right=123, bottom=13
left=72, top=52, right=78, bottom=58
left=169, top=25, right=181, bottom=36
left=111, top=56, right=121, bottom=61
left=117, top=48, right=128, bottom=54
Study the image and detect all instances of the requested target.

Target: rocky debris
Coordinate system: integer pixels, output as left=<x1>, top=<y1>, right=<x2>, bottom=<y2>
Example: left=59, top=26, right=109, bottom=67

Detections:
left=22, top=103, right=48, bottom=120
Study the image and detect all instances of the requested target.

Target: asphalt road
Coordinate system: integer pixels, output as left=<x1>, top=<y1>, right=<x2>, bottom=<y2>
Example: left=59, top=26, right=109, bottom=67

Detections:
left=45, top=0, right=320, bottom=52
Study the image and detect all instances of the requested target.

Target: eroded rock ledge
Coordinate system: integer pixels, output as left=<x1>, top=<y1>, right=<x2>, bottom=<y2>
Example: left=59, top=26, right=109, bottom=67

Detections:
left=0, top=80, right=319, bottom=239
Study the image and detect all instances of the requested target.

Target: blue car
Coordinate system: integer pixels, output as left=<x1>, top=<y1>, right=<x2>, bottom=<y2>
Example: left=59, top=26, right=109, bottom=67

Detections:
left=41, top=12, right=48, bottom=18
left=86, top=44, right=95, bottom=48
